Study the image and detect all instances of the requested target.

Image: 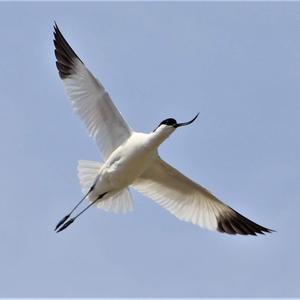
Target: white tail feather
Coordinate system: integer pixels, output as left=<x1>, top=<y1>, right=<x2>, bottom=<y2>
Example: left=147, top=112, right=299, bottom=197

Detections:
left=96, top=189, right=134, bottom=214
left=77, top=160, right=102, bottom=192
left=77, top=160, right=134, bottom=214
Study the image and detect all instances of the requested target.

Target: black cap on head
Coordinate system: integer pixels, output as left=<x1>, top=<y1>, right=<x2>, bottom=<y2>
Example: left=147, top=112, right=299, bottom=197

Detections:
left=159, top=118, right=177, bottom=127
left=153, top=113, right=199, bottom=132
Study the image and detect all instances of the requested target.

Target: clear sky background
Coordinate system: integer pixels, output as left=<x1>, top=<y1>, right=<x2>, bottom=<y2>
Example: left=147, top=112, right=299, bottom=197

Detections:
left=0, top=2, right=299, bottom=297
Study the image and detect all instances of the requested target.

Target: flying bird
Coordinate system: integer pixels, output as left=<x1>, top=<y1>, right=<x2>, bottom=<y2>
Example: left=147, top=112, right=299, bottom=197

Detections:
left=53, top=23, right=273, bottom=235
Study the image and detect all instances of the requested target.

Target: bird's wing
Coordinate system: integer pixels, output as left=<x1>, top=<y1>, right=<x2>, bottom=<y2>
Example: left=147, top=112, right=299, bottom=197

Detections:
left=132, top=157, right=273, bottom=235
left=53, top=24, right=132, bottom=159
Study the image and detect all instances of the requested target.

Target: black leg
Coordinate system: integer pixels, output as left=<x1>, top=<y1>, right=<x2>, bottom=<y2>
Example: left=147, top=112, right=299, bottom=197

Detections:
left=56, top=192, right=108, bottom=233
left=54, top=185, right=95, bottom=231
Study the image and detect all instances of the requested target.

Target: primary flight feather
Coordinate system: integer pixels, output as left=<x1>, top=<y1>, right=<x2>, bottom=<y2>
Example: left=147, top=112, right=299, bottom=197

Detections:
left=53, top=23, right=273, bottom=235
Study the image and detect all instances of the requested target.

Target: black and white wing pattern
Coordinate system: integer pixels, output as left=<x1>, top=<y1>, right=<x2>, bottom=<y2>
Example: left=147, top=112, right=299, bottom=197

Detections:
left=53, top=24, right=132, bottom=159
left=132, top=157, right=273, bottom=235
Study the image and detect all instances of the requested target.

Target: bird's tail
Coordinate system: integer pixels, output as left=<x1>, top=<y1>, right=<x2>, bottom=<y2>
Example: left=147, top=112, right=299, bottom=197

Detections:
left=77, top=160, right=134, bottom=214
left=77, top=160, right=102, bottom=192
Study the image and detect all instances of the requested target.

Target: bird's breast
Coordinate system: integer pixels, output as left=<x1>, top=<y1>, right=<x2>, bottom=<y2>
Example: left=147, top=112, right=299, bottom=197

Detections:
left=97, top=133, right=158, bottom=191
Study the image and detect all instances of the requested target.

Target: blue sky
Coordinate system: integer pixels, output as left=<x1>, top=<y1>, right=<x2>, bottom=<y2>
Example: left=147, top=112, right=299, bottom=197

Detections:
left=0, top=2, right=299, bottom=297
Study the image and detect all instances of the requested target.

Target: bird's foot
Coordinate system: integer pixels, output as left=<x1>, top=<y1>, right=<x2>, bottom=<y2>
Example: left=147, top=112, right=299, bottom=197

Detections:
left=54, top=214, right=71, bottom=231
left=56, top=218, right=75, bottom=233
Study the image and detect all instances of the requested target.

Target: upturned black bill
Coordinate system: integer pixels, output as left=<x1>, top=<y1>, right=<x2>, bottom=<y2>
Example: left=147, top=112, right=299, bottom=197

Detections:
left=175, top=113, right=199, bottom=128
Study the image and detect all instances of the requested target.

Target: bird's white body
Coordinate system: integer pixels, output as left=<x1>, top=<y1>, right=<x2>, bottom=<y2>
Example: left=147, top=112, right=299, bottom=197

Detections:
left=53, top=24, right=273, bottom=235
left=91, top=128, right=173, bottom=199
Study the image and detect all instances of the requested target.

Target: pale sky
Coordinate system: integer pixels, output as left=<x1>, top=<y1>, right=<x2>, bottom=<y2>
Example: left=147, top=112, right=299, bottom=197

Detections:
left=0, top=2, right=299, bottom=297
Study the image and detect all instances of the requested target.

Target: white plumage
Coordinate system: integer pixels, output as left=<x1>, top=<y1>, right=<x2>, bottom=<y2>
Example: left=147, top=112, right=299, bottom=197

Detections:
left=77, top=160, right=134, bottom=214
left=53, top=24, right=273, bottom=235
left=64, top=60, right=132, bottom=159
left=132, top=157, right=224, bottom=231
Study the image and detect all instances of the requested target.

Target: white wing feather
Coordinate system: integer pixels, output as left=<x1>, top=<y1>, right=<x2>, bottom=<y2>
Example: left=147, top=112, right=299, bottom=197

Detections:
left=132, top=157, right=223, bottom=231
left=64, top=62, right=132, bottom=158
left=54, top=25, right=132, bottom=159
left=132, top=157, right=272, bottom=235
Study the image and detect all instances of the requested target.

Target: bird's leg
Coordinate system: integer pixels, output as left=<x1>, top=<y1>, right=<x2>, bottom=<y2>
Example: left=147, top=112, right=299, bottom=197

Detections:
left=56, top=192, right=108, bottom=233
left=54, top=185, right=95, bottom=231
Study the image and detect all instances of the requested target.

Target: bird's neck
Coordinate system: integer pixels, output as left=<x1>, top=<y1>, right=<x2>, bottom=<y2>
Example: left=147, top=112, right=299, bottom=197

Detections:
left=147, top=128, right=173, bottom=148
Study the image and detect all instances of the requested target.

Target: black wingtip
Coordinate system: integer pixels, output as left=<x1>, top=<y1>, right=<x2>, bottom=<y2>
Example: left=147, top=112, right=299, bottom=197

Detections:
left=217, top=209, right=274, bottom=236
left=53, top=23, right=82, bottom=79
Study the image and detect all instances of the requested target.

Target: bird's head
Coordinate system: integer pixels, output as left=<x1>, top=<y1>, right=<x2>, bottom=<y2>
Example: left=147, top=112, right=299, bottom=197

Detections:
left=154, top=113, right=199, bottom=132
left=152, top=113, right=199, bottom=144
